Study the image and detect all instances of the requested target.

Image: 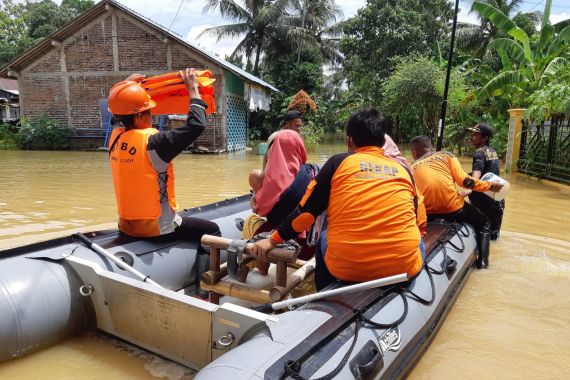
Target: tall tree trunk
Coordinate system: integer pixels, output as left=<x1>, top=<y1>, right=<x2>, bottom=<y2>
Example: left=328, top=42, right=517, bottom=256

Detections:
left=297, top=0, right=307, bottom=64
left=253, top=42, right=262, bottom=75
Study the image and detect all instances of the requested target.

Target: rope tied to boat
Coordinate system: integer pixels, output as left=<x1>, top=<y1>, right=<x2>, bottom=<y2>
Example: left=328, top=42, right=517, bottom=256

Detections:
left=284, top=316, right=362, bottom=380
left=427, top=223, right=467, bottom=275
left=279, top=223, right=469, bottom=380
left=251, top=231, right=301, bottom=254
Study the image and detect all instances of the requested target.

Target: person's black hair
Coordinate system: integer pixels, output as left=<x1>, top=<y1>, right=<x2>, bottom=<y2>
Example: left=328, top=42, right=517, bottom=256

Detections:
left=346, top=108, right=386, bottom=148
left=113, top=110, right=150, bottom=130
left=114, top=114, right=136, bottom=129
left=410, top=135, right=432, bottom=149
left=284, top=110, right=302, bottom=122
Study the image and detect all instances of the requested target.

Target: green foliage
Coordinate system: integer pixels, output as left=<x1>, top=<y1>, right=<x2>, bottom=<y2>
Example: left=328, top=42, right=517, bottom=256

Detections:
left=525, top=82, right=570, bottom=123
left=512, top=12, right=539, bottom=39
left=457, top=1, right=540, bottom=59
left=17, top=116, right=72, bottom=150
left=317, top=89, right=364, bottom=133
left=202, top=0, right=342, bottom=75
left=443, top=86, right=481, bottom=155
left=300, top=120, right=324, bottom=152
left=0, top=0, right=35, bottom=65
left=472, top=0, right=570, bottom=107
left=381, top=56, right=446, bottom=140
left=261, top=48, right=324, bottom=95
left=23, top=0, right=76, bottom=40
left=0, top=0, right=94, bottom=66
left=61, top=0, right=93, bottom=13
left=340, top=0, right=453, bottom=105
left=251, top=90, right=324, bottom=150
left=224, top=54, right=245, bottom=69
left=445, top=110, right=509, bottom=159
left=0, top=123, right=18, bottom=149
left=251, top=49, right=326, bottom=142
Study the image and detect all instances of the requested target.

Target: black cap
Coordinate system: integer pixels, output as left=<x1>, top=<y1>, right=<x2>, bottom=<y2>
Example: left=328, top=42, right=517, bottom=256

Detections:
left=466, top=123, right=493, bottom=138
left=284, top=110, right=302, bottom=122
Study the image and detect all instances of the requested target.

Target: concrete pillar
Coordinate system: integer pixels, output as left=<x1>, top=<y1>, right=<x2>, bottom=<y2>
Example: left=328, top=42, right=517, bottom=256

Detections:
left=111, top=12, right=119, bottom=71
left=505, top=108, right=526, bottom=173
left=166, top=43, right=172, bottom=70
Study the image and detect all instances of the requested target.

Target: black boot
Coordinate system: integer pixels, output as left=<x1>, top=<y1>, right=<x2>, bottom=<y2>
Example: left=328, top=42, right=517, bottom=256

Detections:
left=194, top=253, right=210, bottom=299
left=476, top=232, right=490, bottom=269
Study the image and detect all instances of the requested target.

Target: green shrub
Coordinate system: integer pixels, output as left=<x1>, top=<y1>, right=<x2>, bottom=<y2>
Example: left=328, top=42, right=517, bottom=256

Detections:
left=300, top=120, right=324, bottom=152
left=17, top=116, right=72, bottom=150
left=0, top=123, right=19, bottom=149
left=525, top=83, right=570, bottom=124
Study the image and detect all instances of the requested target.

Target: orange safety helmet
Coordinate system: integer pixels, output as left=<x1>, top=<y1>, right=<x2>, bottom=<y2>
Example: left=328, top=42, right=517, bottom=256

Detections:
left=108, top=81, right=156, bottom=115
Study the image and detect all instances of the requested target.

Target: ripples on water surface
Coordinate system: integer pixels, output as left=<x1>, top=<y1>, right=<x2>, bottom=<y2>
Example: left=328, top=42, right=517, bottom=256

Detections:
left=0, top=142, right=569, bottom=379
left=0, top=146, right=339, bottom=242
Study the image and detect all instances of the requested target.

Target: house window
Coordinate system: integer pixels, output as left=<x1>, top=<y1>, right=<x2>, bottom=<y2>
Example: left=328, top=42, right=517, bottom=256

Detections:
left=9, top=106, right=20, bottom=119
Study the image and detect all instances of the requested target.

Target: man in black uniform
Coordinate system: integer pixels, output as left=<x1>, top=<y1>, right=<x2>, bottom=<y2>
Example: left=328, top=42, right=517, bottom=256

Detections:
left=466, top=123, right=505, bottom=240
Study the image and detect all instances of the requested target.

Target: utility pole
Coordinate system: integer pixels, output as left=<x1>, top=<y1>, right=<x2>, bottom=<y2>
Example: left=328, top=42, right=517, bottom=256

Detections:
left=297, top=0, right=307, bottom=64
left=436, top=0, right=460, bottom=151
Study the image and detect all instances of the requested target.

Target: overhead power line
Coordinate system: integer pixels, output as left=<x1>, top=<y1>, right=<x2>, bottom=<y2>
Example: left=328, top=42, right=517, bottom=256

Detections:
left=168, top=0, right=187, bottom=31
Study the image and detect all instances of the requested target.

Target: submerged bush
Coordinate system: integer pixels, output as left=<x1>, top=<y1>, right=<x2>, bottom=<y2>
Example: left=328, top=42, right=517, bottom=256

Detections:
left=300, top=120, right=324, bottom=152
left=0, top=123, right=19, bottom=149
left=18, top=116, right=72, bottom=150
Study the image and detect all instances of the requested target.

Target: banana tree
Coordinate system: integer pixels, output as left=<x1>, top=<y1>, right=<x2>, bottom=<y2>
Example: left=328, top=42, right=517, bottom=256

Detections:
left=473, top=0, right=570, bottom=104
left=456, top=0, right=540, bottom=59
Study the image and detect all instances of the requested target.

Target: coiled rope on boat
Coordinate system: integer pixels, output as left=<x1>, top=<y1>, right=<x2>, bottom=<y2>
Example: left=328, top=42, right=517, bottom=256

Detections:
left=284, top=223, right=469, bottom=380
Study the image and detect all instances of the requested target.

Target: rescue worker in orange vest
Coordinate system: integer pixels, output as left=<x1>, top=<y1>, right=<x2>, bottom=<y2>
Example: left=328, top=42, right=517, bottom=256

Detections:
left=409, top=135, right=502, bottom=269
left=108, top=68, right=220, bottom=298
left=251, top=108, right=426, bottom=290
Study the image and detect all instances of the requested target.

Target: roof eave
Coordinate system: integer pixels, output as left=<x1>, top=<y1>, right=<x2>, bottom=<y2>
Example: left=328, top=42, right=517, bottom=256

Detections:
left=0, top=0, right=278, bottom=93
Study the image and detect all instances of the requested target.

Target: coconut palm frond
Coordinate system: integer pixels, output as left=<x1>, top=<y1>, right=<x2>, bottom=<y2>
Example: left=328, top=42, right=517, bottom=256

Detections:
left=198, top=23, right=250, bottom=42
left=203, top=0, right=251, bottom=22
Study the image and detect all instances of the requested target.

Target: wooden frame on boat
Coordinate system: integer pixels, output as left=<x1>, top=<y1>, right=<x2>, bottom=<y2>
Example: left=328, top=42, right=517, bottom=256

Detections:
left=199, top=235, right=316, bottom=305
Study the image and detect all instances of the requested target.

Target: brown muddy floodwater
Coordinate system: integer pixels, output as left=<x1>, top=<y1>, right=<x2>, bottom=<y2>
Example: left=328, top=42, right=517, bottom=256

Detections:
left=0, top=142, right=569, bottom=379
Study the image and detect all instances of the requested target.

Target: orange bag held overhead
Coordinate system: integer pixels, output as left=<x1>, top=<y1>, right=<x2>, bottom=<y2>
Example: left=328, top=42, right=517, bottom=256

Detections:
left=141, top=70, right=216, bottom=115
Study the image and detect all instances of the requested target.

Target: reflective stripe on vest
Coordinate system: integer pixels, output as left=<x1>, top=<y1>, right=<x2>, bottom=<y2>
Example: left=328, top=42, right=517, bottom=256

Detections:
left=109, top=127, right=178, bottom=237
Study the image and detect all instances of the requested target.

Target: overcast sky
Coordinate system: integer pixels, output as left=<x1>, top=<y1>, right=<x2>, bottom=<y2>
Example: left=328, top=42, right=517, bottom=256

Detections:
left=59, top=0, right=570, bottom=58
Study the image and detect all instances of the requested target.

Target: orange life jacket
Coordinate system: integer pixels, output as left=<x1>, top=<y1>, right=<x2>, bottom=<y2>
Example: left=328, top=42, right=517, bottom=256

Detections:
left=109, top=127, right=178, bottom=237
left=141, top=71, right=216, bottom=115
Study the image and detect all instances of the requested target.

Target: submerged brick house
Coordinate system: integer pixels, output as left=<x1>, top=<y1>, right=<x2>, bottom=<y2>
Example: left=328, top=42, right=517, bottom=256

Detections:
left=0, top=0, right=277, bottom=151
left=0, top=78, right=20, bottom=123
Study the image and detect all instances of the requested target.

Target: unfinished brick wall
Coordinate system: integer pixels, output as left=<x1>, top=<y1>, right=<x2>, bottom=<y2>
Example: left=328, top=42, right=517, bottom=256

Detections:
left=20, top=75, right=67, bottom=124
left=117, top=17, right=168, bottom=71
left=18, top=8, right=233, bottom=150
left=65, top=18, right=114, bottom=72
left=68, top=75, right=119, bottom=126
left=28, top=50, right=61, bottom=73
left=193, top=114, right=224, bottom=150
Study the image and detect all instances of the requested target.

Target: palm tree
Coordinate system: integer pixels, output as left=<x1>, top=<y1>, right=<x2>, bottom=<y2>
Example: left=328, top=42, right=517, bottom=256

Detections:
left=200, top=0, right=290, bottom=75
left=200, top=0, right=343, bottom=74
left=281, top=0, right=344, bottom=64
left=457, top=0, right=540, bottom=58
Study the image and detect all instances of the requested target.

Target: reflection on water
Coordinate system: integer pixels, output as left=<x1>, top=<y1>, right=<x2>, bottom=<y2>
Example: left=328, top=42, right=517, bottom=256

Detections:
left=410, top=232, right=570, bottom=379
left=0, top=146, right=338, bottom=241
left=0, top=142, right=569, bottom=379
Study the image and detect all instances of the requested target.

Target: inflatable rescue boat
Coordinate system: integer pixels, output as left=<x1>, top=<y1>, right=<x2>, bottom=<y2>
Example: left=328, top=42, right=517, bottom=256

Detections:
left=0, top=195, right=477, bottom=379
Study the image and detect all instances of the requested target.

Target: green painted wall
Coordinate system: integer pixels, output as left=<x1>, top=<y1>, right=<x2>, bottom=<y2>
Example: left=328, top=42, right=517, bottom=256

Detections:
left=224, top=71, right=244, bottom=96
